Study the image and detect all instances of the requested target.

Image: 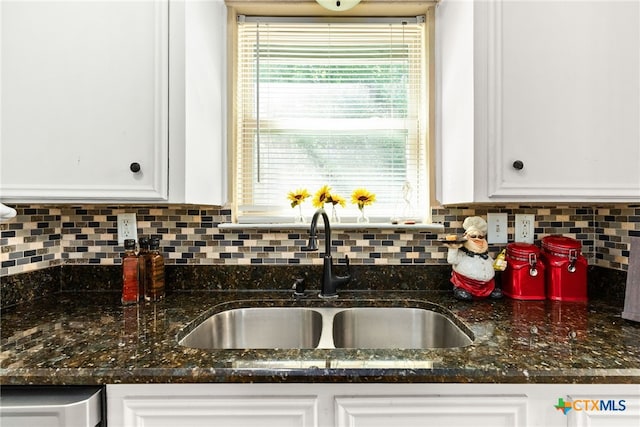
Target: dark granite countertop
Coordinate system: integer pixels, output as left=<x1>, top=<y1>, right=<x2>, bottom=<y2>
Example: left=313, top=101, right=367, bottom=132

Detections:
left=1, top=289, right=639, bottom=385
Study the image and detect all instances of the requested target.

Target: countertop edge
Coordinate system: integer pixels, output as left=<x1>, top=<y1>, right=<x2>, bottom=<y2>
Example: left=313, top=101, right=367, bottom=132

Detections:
left=2, top=368, right=640, bottom=386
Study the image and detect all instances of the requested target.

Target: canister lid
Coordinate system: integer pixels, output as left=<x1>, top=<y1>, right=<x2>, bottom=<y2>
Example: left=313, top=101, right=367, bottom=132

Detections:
left=507, top=242, right=540, bottom=258
left=541, top=235, right=581, bottom=252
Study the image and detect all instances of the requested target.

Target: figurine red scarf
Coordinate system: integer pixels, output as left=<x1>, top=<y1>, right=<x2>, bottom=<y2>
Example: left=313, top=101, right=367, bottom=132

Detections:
left=450, top=270, right=495, bottom=298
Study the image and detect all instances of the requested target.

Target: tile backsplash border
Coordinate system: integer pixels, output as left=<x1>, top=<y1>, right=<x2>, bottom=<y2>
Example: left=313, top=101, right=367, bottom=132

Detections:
left=1, top=203, right=638, bottom=278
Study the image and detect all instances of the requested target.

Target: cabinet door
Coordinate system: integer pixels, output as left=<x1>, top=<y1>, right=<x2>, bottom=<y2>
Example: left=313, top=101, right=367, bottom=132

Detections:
left=335, top=395, right=528, bottom=427
left=565, top=393, right=640, bottom=427
left=488, top=0, right=640, bottom=201
left=436, top=0, right=640, bottom=204
left=107, top=384, right=317, bottom=427
left=0, top=0, right=168, bottom=201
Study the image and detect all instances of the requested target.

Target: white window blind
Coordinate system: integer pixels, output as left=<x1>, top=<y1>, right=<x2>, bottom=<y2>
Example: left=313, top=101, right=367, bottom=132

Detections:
left=236, top=16, right=427, bottom=222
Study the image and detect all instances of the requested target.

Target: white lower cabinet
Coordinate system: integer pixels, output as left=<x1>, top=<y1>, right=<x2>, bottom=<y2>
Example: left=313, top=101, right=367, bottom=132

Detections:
left=112, top=394, right=315, bottom=426
left=107, top=384, right=318, bottom=427
left=107, top=383, right=640, bottom=427
left=335, top=395, right=528, bottom=427
left=566, top=392, right=640, bottom=427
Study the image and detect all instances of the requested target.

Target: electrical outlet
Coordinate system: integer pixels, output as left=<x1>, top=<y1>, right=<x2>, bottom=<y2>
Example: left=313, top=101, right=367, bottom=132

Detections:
left=515, top=214, right=535, bottom=244
left=487, top=213, right=508, bottom=244
left=117, top=213, right=138, bottom=245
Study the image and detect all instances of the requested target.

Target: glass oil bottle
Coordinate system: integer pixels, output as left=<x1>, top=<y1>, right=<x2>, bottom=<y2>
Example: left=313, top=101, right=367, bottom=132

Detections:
left=144, top=238, right=165, bottom=302
left=137, top=237, right=150, bottom=300
left=121, top=239, right=139, bottom=305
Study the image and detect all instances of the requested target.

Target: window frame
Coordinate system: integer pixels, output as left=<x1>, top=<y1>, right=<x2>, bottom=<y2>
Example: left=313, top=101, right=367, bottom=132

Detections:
left=225, top=1, right=437, bottom=225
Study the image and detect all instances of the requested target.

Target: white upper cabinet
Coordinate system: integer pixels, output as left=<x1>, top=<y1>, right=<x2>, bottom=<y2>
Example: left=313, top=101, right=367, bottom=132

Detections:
left=0, top=0, right=169, bottom=202
left=168, top=0, right=227, bottom=206
left=0, top=0, right=226, bottom=205
left=436, top=0, right=640, bottom=205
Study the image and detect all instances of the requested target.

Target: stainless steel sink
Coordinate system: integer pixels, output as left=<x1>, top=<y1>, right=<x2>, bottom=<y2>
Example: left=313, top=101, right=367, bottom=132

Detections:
left=178, top=304, right=473, bottom=350
left=332, top=307, right=473, bottom=349
left=178, top=307, right=323, bottom=349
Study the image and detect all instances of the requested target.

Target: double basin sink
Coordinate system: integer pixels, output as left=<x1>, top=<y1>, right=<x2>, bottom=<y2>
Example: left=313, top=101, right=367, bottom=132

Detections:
left=178, top=302, right=474, bottom=350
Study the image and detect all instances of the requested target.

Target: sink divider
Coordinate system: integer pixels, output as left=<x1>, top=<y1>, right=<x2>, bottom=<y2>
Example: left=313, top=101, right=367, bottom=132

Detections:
left=314, top=308, right=342, bottom=349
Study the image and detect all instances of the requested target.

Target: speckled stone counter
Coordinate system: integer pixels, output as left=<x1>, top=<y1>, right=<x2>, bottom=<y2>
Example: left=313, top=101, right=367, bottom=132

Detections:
left=1, top=288, right=639, bottom=385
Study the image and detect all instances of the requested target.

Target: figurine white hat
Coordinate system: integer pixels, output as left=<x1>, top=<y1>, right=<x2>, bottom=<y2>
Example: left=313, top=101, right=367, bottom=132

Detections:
left=462, top=216, right=487, bottom=236
left=0, top=203, right=16, bottom=222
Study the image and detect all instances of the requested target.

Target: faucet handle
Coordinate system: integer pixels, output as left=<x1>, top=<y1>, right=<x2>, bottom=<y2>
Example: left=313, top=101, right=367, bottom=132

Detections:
left=342, top=254, right=351, bottom=277
left=301, top=236, right=319, bottom=251
left=292, top=278, right=306, bottom=295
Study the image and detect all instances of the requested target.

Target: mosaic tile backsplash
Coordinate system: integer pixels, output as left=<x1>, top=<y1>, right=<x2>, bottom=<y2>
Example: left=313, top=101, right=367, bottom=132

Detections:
left=2, top=204, right=638, bottom=279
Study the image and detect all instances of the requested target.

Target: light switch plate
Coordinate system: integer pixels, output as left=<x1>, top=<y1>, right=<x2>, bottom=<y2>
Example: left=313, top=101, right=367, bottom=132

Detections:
left=487, top=213, right=508, bottom=244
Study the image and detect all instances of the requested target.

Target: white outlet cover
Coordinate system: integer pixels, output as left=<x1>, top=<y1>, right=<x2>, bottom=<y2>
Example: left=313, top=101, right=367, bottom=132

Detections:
left=117, top=213, right=138, bottom=245
left=487, top=213, right=508, bottom=244
left=515, top=214, right=535, bottom=244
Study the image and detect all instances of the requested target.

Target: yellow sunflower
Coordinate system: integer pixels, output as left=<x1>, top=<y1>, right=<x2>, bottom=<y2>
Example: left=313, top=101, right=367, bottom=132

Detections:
left=351, top=188, right=376, bottom=210
left=287, top=188, right=310, bottom=208
left=327, top=193, right=346, bottom=207
left=312, top=184, right=332, bottom=208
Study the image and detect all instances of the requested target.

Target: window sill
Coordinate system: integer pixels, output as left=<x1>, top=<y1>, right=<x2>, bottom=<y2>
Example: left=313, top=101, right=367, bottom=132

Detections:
left=218, top=222, right=444, bottom=232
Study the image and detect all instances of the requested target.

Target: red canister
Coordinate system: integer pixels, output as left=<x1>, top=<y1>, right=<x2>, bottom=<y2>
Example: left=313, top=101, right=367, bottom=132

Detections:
left=503, top=242, right=546, bottom=300
left=540, top=236, right=588, bottom=302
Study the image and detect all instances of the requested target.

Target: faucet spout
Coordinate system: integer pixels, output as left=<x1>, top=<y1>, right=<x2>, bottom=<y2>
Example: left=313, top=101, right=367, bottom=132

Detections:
left=303, top=209, right=351, bottom=297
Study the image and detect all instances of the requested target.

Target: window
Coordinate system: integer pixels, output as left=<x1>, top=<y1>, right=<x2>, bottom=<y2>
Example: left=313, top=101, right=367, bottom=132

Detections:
left=234, top=15, right=428, bottom=223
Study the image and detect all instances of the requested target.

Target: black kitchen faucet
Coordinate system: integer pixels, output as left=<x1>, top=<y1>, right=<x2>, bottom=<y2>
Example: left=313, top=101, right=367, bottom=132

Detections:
left=302, top=209, right=351, bottom=297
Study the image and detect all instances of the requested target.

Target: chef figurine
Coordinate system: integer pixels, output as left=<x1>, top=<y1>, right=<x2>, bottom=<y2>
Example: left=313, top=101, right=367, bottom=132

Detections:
left=445, top=216, right=506, bottom=301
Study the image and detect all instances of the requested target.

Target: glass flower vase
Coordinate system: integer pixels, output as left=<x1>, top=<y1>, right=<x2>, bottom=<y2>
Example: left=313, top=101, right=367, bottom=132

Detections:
left=294, top=205, right=305, bottom=223
left=357, top=207, right=369, bottom=224
left=331, top=205, right=341, bottom=223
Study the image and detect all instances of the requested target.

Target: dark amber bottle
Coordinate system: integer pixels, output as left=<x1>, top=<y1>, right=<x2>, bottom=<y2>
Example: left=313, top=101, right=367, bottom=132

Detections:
left=121, top=239, right=139, bottom=305
left=137, top=237, right=150, bottom=300
left=144, top=238, right=165, bottom=301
